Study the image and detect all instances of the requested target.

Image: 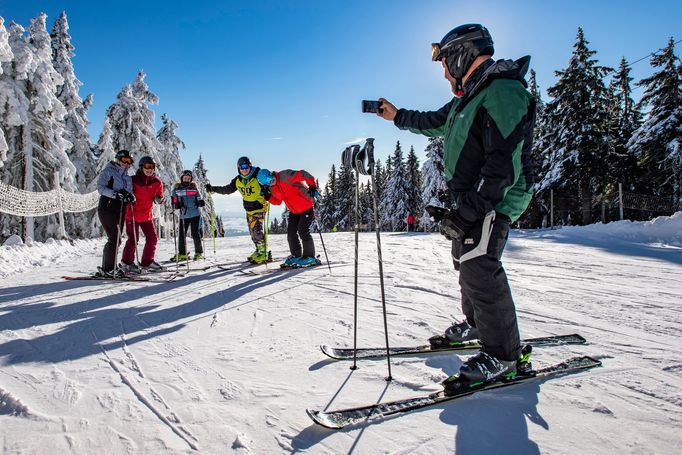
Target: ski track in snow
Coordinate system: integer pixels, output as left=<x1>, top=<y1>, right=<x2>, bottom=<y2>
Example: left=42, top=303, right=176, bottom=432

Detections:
left=1, top=220, right=682, bottom=454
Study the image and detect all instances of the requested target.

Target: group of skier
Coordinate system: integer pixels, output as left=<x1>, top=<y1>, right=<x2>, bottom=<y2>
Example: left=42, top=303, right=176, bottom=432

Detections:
left=95, top=152, right=320, bottom=278
left=95, top=20, right=538, bottom=393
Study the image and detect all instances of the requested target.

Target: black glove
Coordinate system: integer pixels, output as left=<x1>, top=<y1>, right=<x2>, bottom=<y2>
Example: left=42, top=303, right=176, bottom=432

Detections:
left=113, top=189, right=128, bottom=201
left=437, top=189, right=452, bottom=205
left=154, top=195, right=164, bottom=204
left=307, top=186, right=319, bottom=200
left=205, top=183, right=213, bottom=192
left=425, top=205, right=448, bottom=222
left=114, top=189, right=135, bottom=204
left=260, top=185, right=272, bottom=201
left=440, top=210, right=475, bottom=241
left=197, top=199, right=205, bottom=207
left=172, top=196, right=183, bottom=210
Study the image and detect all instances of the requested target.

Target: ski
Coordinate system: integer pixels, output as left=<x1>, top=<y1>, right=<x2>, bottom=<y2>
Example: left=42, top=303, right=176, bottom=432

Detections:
left=320, top=334, right=586, bottom=361
left=239, top=260, right=323, bottom=276
left=62, top=270, right=183, bottom=282
left=307, top=355, right=601, bottom=429
left=63, top=274, right=153, bottom=282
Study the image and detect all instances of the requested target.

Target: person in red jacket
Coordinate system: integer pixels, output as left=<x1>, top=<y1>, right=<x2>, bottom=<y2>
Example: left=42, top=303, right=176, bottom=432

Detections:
left=407, top=214, right=415, bottom=232
left=256, top=168, right=320, bottom=267
left=121, top=156, right=165, bottom=273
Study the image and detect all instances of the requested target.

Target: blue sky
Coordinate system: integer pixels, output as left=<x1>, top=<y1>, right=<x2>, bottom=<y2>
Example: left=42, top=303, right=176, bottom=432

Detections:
left=1, top=0, right=680, bottom=220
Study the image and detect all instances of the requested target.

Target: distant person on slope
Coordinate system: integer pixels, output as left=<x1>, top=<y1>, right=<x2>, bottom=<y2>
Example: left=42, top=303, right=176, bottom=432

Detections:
left=171, top=170, right=205, bottom=261
left=120, top=156, right=165, bottom=273
left=375, top=23, right=536, bottom=392
left=205, top=156, right=271, bottom=264
left=95, top=149, right=136, bottom=277
left=256, top=168, right=319, bottom=268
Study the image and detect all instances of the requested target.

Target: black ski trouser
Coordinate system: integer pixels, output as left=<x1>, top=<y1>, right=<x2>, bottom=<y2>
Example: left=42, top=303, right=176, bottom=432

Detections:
left=178, top=216, right=203, bottom=255
left=98, top=202, right=125, bottom=272
left=287, top=208, right=315, bottom=258
left=451, top=214, right=520, bottom=361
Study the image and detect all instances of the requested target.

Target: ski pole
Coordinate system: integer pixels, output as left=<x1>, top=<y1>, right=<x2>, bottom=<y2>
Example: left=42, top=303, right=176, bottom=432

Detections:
left=313, top=204, right=331, bottom=274
left=264, top=203, right=270, bottom=268
left=351, top=165, right=360, bottom=371
left=366, top=140, right=392, bottom=381
left=132, top=210, right=140, bottom=266
left=199, top=211, right=206, bottom=262
left=206, top=190, right=217, bottom=256
left=172, top=211, right=179, bottom=272
left=113, top=201, right=125, bottom=279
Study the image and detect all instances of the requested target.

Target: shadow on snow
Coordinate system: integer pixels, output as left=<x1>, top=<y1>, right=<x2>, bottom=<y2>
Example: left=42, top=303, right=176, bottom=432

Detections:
left=0, top=266, right=308, bottom=365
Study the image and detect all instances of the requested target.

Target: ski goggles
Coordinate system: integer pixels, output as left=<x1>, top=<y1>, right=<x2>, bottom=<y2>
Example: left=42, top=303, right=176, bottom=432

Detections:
left=142, top=163, right=156, bottom=170
left=119, top=156, right=133, bottom=165
left=431, top=41, right=457, bottom=61
left=239, top=163, right=251, bottom=170
left=431, top=42, right=444, bottom=61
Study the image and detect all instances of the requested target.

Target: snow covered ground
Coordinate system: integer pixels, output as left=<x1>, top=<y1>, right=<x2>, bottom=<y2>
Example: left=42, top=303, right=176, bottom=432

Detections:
left=1, top=214, right=681, bottom=454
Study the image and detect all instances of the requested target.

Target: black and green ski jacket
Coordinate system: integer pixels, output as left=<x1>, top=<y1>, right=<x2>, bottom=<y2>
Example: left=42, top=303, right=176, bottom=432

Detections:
left=394, top=57, right=536, bottom=223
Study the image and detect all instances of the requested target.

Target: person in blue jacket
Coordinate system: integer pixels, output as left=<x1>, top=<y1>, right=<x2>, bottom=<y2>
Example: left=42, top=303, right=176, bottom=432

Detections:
left=171, top=170, right=205, bottom=261
left=96, top=149, right=136, bottom=276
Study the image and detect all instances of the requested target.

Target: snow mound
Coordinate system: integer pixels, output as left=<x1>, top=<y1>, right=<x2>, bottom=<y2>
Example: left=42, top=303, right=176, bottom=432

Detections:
left=0, top=237, right=101, bottom=278
left=2, top=234, right=23, bottom=246
left=521, top=212, right=682, bottom=247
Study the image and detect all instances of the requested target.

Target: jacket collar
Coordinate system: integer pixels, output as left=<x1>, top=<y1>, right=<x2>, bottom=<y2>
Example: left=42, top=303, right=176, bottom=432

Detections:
left=457, top=56, right=531, bottom=111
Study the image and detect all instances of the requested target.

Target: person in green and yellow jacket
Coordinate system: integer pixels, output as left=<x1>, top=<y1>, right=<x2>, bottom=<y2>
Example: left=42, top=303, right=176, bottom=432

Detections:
left=206, top=156, right=271, bottom=263
left=375, top=24, right=536, bottom=393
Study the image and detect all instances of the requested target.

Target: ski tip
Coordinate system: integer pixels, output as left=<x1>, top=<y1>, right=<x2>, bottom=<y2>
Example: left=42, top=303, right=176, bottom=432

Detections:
left=571, top=333, right=587, bottom=344
left=579, top=355, right=603, bottom=367
left=306, top=408, right=344, bottom=430
left=319, top=345, right=344, bottom=360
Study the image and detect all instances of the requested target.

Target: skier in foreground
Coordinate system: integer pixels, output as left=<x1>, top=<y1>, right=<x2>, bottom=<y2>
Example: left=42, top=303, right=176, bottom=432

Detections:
left=120, top=156, right=165, bottom=273
left=256, top=168, right=320, bottom=267
left=375, top=23, right=536, bottom=392
left=95, top=149, right=136, bottom=277
left=171, top=170, right=205, bottom=261
left=205, top=156, right=271, bottom=264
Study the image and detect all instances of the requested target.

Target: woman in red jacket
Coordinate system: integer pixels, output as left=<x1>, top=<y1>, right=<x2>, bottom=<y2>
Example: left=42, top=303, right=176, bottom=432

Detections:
left=121, top=156, right=165, bottom=272
left=257, top=168, right=319, bottom=267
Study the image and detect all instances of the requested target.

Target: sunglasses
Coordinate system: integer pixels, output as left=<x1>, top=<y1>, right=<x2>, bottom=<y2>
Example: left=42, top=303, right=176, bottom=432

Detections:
left=142, top=163, right=156, bottom=170
left=120, top=157, right=133, bottom=165
left=239, top=164, right=251, bottom=170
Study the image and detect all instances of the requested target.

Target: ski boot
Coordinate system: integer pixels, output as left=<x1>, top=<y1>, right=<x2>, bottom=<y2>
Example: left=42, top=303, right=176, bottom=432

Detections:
left=95, top=266, right=128, bottom=279
left=281, top=255, right=299, bottom=268
left=193, top=253, right=204, bottom=260
left=248, top=243, right=270, bottom=264
left=169, top=253, right=189, bottom=262
left=429, top=320, right=480, bottom=348
left=516, top=345, right=533, bottom=376
left=120, top=262, right=142, bottom=274
left=292, top=256, right=321, bottom=268
left=142, top=261, right=165, bottom=273
left=442, top=351, right=518, bottom=395
left=247, top=250, right=260, bottom=263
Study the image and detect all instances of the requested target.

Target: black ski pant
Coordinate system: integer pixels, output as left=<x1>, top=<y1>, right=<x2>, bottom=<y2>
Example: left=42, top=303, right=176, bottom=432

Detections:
left=178, top=216, right=203, bottom=255
left=451, top=214, right=520, bottom=361
left=287, top=208, right=315, bottom=258
left=98, top=202, right=125, bottom=272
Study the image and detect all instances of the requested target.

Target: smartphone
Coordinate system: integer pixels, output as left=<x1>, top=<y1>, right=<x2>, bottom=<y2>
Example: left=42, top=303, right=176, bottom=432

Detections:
left=361, top=100, right=383, bottom=114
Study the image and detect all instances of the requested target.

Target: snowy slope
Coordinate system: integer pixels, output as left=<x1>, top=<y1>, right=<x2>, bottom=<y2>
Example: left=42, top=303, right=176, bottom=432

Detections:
left=1, top=215, right=681, bottom=454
